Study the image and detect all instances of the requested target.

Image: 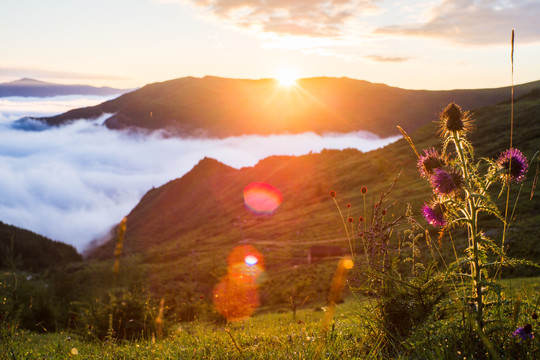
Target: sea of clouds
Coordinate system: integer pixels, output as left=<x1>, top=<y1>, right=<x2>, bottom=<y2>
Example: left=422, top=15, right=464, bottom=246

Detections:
left=0, top=96, right=400, bottom=251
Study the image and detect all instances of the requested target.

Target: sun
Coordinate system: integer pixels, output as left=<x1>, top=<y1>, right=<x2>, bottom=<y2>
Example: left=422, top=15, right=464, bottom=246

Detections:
left=275, top=68, right=299, bottom=87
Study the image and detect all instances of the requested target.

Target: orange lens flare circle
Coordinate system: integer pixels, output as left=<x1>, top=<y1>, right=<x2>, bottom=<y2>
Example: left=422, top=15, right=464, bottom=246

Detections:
left=243, top=182, right=283, bottom=215
left=213, top=245, right=265, bottom=322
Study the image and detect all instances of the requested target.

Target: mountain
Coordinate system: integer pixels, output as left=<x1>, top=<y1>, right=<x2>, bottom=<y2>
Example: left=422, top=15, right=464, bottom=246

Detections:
left=0, top=78, right=128, bottom=98
left=87, top=89, right=540, bottom=310
left=0, top=221, right=82, bottom=272
left=37, top=76, right=540, bottom=138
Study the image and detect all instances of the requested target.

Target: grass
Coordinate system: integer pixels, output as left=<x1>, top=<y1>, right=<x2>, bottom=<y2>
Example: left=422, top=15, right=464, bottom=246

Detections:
left=2, top=278, right=538, bottom=359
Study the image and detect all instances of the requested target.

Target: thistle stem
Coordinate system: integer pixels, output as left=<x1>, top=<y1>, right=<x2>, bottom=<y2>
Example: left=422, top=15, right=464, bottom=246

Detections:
left=453, top=131, right=484, bottom=329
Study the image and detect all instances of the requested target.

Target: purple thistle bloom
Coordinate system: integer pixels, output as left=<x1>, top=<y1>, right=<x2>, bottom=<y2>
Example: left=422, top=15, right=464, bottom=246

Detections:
left=430, top=168, right=463, bottom=195
left=513, top=324, right=534, bottom=341
left=418, top=148, right=446, bottom=178
left=497, top=148, right=528, bottom=183
left=421, top=202, right=446, bottom=227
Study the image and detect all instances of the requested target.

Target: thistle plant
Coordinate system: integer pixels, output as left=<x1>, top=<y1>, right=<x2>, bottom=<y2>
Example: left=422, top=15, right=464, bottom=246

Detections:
left=410, top=102, right=531, bottom=329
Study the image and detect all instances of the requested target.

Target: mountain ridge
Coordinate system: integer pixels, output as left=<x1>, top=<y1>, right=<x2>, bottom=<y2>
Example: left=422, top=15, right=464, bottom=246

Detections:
left=0, top=77, right=129, bottom=98
left=37, top=76, right=540, bottom=138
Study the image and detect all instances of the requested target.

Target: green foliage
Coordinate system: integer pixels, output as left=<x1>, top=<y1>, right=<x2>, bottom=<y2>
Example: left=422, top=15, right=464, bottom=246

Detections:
left=0, top=221, right=81, bottom=272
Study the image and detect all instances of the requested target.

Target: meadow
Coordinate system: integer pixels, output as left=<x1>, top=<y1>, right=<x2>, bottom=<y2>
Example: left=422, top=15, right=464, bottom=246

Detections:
left=2, top=278, right=538, bottom=359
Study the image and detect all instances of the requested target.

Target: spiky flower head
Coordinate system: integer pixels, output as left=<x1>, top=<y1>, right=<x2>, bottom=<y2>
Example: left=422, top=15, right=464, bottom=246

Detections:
left=329, top=191, right=336, bottom=198
left=439, top=103, right=472, bottom=137
left=496, top=148, right=528, bottom=183
left=430, top=168, right=464, bottom=195
left=418, top=148, right=446, bottom=178
left=361, top=186, right=367, bottom=195
left=421, top=201, right=446, bottom=227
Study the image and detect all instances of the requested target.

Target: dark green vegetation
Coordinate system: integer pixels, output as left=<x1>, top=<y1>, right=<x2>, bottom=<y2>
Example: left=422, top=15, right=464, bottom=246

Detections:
left=2, top=89, right=540, bottom=358
left=0, top=78, right=127, bottom=98
left=38, top=76, right=540, bottom=138
left=0, top=221, right=81, bottom=272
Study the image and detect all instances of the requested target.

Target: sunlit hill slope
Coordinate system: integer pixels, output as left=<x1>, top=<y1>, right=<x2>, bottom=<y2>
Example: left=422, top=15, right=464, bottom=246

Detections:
left=38, top=76, right=540, bottom=138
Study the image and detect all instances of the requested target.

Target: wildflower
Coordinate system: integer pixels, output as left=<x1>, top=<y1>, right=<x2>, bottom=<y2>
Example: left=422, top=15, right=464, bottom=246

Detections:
left=348, top=217, right=353, bottom=223
left=532, top=313, right=538, bottom=320
left=430, top=168, right=463, bottom=195
left=358, top=217, right=364, bottom=222
left=361, top=186, right=367, bottom=195
left=329, top=191, right=336, bottom=198
left=346, top=203, right=351, bottom=208
left=513, top=324, right=534, bottom=341
left=421, top=201, right=446, bottom=227
left=439, top=103, right=472, bottom=136
left=418, top=148, right=446, bottom=178
left=496, top=148, right=528, bottom=183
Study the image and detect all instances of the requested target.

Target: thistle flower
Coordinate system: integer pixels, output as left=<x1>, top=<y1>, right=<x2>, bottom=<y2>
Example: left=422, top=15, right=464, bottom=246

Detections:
left=418, top=148, right=446, bottom=178
left=496, top=148, right=528, bottom=183
left=513, top=324, right=534, bottom=341
left=421, top=201, right=446, bottom=227
left=361, top=186, right=367, bottom=195
left=346, top=203, right=351, bottom=208
left=358, top=217, right=364, bottom=222
left=439, top=103, right=473, bottom=137
left=348, top=217, right=353, bottom=223
left=329, top=191, right=336, bottom=198
left=430, top=168, right=464, bottom=195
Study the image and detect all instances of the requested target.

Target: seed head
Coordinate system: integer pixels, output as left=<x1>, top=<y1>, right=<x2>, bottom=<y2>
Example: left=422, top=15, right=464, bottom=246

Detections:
left=439, top=103, right=473, bottom=137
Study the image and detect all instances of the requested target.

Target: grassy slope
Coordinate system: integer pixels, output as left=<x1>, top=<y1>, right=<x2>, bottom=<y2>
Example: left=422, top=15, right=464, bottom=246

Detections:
left=39, top=76, right=540, bottom=138
left=86, top=92, right=540, bottom=312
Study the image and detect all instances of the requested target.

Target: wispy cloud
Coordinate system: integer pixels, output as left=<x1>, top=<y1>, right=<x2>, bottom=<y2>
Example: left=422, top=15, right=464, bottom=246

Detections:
left=0, top=96, right=399, bottom=251
left=375, top=0, right=540, bottom=45
left=365, top=55, right=411, bottom=63
left=180, top=0, right=382, bottom=37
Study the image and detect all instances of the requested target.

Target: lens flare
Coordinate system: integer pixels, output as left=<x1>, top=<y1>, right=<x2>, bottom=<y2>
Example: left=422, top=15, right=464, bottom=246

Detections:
left=244, top=255, right=258, bottom=266
left=213, top=245, right=265, bottom=321
left=243, top=182, right=283, bottom=215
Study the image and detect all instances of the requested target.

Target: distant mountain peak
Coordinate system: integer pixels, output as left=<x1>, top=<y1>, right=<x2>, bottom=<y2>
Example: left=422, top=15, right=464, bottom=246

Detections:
left=8, top=78, right=51, bottom=86
left=0, top=78, right=128, bottom=98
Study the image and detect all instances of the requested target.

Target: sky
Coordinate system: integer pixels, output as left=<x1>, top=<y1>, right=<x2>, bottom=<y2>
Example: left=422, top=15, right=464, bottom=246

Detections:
left=1, top=0, right=540, bottom=90
left=0, top=96, right=399, bottom=251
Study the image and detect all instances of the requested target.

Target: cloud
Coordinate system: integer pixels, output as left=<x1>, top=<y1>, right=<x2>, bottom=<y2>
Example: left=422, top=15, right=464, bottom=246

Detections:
left=365, top=55, right=411, bottom=63
left=183, top=0, right=381, bottom=37
left=0, top=96, right=399, bottom=252
left=375, top=0, right=540, bottom=45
